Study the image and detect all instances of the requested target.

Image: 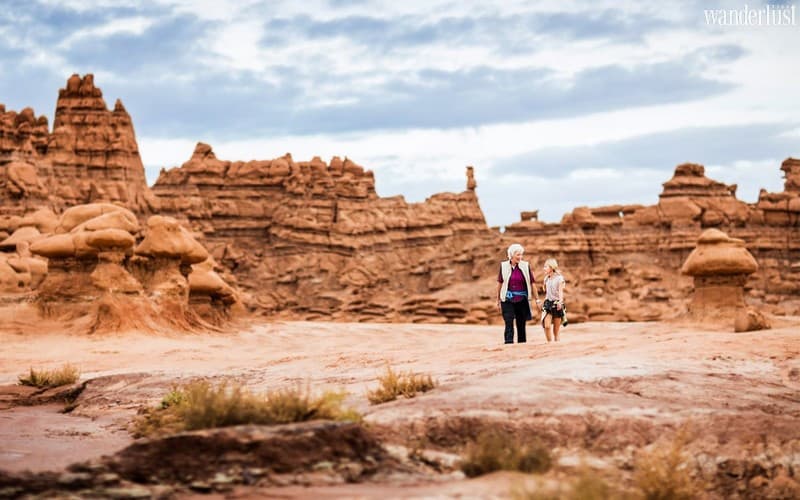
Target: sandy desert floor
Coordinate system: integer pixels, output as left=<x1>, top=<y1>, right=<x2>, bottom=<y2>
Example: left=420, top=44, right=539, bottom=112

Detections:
left=1, top=310, right=799, bottom=498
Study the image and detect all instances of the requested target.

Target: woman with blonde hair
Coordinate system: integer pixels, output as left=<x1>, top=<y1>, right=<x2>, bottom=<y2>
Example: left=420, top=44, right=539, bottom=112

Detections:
left=496, top=243, right=541, bottom=344
left=541, top=258, right=566, bottom=342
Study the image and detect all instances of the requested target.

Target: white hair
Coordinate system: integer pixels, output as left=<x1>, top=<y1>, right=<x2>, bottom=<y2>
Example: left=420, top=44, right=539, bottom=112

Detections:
left=507, top=243, right=524, bottom=259
left=544, top=258, right=559, bottom=272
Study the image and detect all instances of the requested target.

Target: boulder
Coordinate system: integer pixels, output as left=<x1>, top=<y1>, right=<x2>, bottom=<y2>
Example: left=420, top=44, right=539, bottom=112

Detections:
left=733, top=308, right=771, bottom=332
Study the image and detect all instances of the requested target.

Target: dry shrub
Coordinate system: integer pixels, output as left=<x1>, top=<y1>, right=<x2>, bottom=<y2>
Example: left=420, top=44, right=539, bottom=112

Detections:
left=18, top=364, right=80, bottom=388
left=135, top=380, right=361, bottom=437
left=633, top=434, right=701, bottom=500
left=367, top=365, right=437, bottom=404
left=512, top=468, right=624, bottom=500
left=570, top=471, right=614, bottom=499
left=460, top=429, right=552, bottom=478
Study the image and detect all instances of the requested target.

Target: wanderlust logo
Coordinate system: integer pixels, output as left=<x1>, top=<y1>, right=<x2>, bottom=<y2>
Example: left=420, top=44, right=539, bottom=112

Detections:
left=704, top=3, right=797, bottom=26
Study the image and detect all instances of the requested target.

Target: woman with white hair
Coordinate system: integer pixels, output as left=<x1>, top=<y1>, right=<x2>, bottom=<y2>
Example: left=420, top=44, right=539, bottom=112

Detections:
left=541, top=258, right=566, bottom=342
left=496, top=243, right=541, bottom=344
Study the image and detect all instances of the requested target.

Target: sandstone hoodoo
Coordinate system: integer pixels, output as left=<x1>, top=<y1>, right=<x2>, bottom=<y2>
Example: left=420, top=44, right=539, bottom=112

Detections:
left=0, top=224, right=49, bottom=293
left=27, top=204, right=236, bottom=333
left=658, top=162, right=749, bottom=227
left=680, top=228, right=769, bottom=331
left=31, top=204, right=142, bottom=323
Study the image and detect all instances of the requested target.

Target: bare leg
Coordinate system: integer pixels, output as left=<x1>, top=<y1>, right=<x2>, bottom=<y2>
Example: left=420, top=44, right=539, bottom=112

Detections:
left=542, top=313, right=553, bottom=342
left=553, top=317, right=562, bottom=342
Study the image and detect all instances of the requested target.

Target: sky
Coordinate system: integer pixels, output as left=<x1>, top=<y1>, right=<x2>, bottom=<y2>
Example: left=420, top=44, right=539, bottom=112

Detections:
left=0, top=0, right=798, bottom=227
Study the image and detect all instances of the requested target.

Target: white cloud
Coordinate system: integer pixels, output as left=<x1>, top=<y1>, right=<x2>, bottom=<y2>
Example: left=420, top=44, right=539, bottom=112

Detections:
left=8, top=1, right=800, bottom=226
left=153, top=0, right=262, bottom=21
left=779, top=127, right=800, bottom=139
left=208, top=19, right=267, bottom=72
left=58, top=16, right=157, bottom=49
left=33, top=0, right=143, bottom=12
left=705, top=159, right=786, bottom=202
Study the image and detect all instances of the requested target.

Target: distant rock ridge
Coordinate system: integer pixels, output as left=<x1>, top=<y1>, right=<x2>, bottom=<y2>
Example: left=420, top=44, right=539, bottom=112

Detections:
left=151, top=142, right=493, bottom=321
left=1, top=74, right=799, bottom=326
left=504, top=159, right=800, bottom=323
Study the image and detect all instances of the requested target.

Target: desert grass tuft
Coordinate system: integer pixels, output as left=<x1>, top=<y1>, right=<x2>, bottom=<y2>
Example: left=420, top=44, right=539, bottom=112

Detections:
left=569, top=471, right=614, bottom=500
left=511, top=468, right=619, bottom=500
left=135, top=380, right=361, bottom=437
left=633, top=433, right=701, bottom=500
left=367, top=365, right=437, bottom=404
left=460, top=429, right=552, bottom=478
left=18, top=364, right=80, bottom=389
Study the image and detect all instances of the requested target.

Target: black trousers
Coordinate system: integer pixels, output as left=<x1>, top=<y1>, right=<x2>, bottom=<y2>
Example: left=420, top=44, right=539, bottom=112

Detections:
left=501, top=300, right=530, bottom=344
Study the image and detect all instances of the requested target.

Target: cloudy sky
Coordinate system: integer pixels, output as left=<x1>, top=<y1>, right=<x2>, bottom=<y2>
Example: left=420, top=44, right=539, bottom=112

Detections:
left=1, top=0, right=798, bottom=226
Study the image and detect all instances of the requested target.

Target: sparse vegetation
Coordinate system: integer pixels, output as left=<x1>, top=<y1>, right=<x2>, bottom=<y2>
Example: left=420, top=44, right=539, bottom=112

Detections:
left=367, top=365, right=437, bottom=404
left=460, top=429, right=552, bottom=478
left=570, top=471, right=615, bottom=500
left=511, top=469, right=619, bottom=500
left=18, top=364, right=80, bottom=389
left=135, top=380, right=361, bottom=437
left=633, top=434, right=701, bottom=500
left=160, top=386, right=186, bottom=409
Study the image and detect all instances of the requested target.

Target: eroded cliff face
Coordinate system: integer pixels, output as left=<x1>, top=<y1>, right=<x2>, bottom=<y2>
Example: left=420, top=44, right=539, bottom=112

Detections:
left=152, top=143, right=496, bottom=322
left=0, top=74, right=158, bottom=219
left=504, top=162, right=800, bottom=323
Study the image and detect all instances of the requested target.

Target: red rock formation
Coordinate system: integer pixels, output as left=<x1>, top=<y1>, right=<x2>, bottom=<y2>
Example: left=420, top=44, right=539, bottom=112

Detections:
left=505, top=161, right=800, bottom=322
left=28, top=204, right=236, bottom=333
left=0, top=104, right=50, bottom=217
left=680, top=228, right=763, bottom=327
left=2, top=75, right=799, bottom=327
left=46, top=75, right=158, bottom=211
left=756, top=157, right=800, bottom=226
left=152, top=144, right=493, bottom=322
left=680, top=228, right=771, bottom=332
left=0, top=74, right=158, bottom=219
left=658, top=163, right=749, bottom=227
left=781, top=157, right=800, bottom=193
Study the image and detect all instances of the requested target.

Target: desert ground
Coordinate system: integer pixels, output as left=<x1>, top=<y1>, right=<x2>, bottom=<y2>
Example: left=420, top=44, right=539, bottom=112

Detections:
left=1, top=308, right=799, bottom=498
